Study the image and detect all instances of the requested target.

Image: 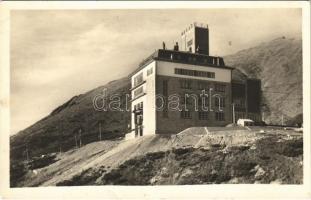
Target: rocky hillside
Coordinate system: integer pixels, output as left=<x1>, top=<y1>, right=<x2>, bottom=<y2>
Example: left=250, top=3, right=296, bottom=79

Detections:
left=13, top=127, right=302, bottom=187
left=224, top=37, right=302, bottom=125
left=10, top=77, right=131, bottom=162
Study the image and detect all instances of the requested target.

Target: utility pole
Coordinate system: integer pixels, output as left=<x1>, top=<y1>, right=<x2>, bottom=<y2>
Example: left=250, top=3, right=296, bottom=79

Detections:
left=232, top=103, right=235, bottom=124
left=79, top=128, right=82, bottom=148
left=75, top=134, right=78, bottom=149
left=25, top=146, right=29, bottom=162
left=99, top=122, right=102, bottom=141
left=281, top=114, right=284, bottom=126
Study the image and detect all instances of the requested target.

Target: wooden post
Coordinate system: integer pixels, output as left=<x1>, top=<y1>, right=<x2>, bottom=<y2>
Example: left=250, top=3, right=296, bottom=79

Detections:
left=245, top=82, right=248, bottom=119
left=75, top=134, right=78, bottom=149
left=99, top=123, right=102, bottom=141
left=79, top=129, right=82, bottom=148
left=282, top=115, right=284, bottom=126
left=25, top=147, right=29, bottom=162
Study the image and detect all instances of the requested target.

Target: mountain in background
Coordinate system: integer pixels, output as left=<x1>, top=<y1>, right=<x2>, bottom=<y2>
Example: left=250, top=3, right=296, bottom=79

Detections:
left=10, top=37, right=303, bottom=163
left=10, top=78, right=131, bottom=162
left=224, top=37, right=302, bottom=125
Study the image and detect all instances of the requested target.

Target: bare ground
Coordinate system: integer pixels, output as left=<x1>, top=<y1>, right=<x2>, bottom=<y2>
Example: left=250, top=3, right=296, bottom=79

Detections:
left=15, top=126, right=303, bottom=186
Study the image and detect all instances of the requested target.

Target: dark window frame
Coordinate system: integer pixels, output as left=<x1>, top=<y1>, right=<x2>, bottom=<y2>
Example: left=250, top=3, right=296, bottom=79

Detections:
left=215, top=97, right=225, bottom=108
left=181, top=110, right=192, bottom=119
left=180, top=79, right=192, bottom=89
left=215, top=112, right=225, bottom=121
left=215, top=84, right=226, bottom=92
left=175, top=68, right=215, bottom=79
left=134, top=72, right=144, bottom=87
left=198, top=111, right=209, bottom=120
left=133, top=86, right=144, bottom=98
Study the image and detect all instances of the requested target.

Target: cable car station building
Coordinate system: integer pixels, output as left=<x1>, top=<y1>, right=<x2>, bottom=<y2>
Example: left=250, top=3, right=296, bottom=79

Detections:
left=130, top=23, right=261, bottom=137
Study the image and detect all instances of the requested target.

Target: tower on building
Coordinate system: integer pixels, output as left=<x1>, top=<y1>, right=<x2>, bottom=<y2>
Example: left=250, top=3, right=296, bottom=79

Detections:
left=181, top=22, right=209, bottom=55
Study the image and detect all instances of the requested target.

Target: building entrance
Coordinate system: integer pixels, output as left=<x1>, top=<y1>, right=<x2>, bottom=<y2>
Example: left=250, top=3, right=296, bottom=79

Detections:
left=133, top=102, right=143, bottom=137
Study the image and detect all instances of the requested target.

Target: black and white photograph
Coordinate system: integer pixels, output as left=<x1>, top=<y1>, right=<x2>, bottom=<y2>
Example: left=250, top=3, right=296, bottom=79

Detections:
left=0, top=1, right=310, bottom=199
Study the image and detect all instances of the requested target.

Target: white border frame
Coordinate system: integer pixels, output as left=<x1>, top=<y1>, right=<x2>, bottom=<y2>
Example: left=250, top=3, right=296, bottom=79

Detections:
left=0, top=1, right=310, bottom=199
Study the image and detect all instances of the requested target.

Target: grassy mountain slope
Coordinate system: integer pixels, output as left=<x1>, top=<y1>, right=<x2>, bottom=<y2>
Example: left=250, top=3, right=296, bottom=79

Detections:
left=10, top=77, right=131, bottom=162
left=224, top=37, right=302, bottom=125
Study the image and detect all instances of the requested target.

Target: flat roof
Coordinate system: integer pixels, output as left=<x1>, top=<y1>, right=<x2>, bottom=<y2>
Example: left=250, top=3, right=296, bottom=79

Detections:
left=130, top=49, right=233, bottom=76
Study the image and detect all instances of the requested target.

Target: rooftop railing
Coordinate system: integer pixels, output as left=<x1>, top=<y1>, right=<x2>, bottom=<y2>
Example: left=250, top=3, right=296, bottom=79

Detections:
left=139, top=49, right=227, bottom=68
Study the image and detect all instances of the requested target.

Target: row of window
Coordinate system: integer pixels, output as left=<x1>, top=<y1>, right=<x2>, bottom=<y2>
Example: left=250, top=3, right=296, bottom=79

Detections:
left=179, top=79, right=226, bottom=92
left=180, top=111, right=225, bottom=121
left=179, top=95, right=225, bottom=108
left=160, top=50, right=224, bottom=67
left=215, top=84, right=226, bottom=92
left=175, top=68, right=215, bottom=79
left=133, top=67, right=154, bottom=87
left=133, top=87, right=144, bottom=98
left=234, top=99, right=245, bottom=108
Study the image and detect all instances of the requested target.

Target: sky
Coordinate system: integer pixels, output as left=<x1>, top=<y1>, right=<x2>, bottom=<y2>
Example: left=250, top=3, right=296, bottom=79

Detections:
left=10, top=9, right=301, bottom=134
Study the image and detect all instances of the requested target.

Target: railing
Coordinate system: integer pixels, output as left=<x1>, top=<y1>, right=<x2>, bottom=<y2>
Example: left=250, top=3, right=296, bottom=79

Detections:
left=139, top=49, right=228, bottom=68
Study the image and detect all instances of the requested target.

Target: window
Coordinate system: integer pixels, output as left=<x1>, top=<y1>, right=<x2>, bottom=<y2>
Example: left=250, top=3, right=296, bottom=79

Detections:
left=175, top=68, right=215, bottom=79
left=163, top=80, right=168, bottom=96
left=180, top=79, right=192, bottom=89
left=198, top=111, right=209, bottom=120
left=147, top=67, right=153, bottom=76
left=181, top=111, right=191, bottom=119
left=134, top=87, right=144, bottom=98
left=198, top=81, right=209, bottom=90
left=198, top=96, right=209, bottom=107
left=187, top=39, right=193, bottom=47
left=234, top=99, right=245, bottom=108
left=180, top=93, right=196, bottom=105
left=215, top=112, right=225, bottom=121
left=215, top=84, right=226, bottom=92
left=135, top=102, right=143, bottom=111
left=215, top=97, right=225, bottom=108
left=134, top=73, right=143, bottom=87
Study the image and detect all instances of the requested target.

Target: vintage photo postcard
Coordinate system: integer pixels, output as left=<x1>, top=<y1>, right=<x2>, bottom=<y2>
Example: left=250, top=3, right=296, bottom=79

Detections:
left=0, top=1, right=310, bottom=199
